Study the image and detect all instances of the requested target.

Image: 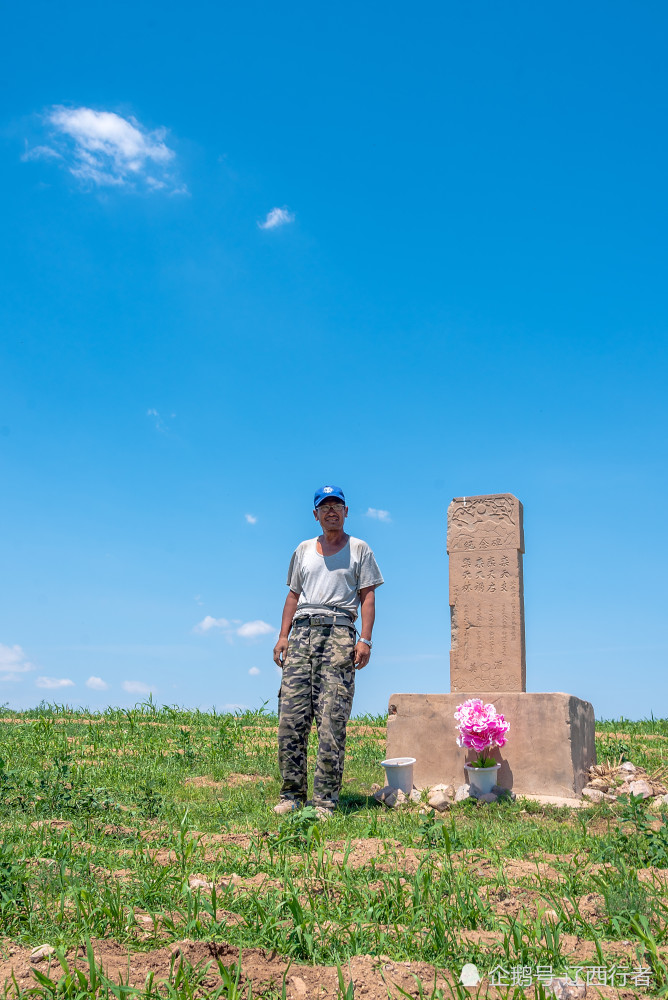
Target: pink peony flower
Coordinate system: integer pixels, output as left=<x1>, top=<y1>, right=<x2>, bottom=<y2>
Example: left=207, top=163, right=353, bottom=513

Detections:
left=454, top=698, right=509, bottom=766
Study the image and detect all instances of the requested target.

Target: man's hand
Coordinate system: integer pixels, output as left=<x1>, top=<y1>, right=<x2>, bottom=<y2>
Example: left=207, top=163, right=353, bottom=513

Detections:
left=354, top=640, right=371, bottom=670
left=274, top=592, right=299, bottom=667
left=273, top=637, right=289, bottom=667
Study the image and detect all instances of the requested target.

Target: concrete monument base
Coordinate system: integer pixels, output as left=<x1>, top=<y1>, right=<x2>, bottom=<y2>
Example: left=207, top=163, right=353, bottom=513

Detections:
left=386, top=692, right=596, bottom=798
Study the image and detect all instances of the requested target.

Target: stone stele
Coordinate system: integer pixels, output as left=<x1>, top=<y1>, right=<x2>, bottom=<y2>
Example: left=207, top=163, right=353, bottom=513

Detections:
left=386, top=493, right=596, bottom=798
left=448, top=494, right=526, bottom=692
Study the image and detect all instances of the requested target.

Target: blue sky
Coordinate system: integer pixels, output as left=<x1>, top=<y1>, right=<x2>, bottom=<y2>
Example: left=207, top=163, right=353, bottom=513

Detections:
left=1, top=1, right=667, bottom=720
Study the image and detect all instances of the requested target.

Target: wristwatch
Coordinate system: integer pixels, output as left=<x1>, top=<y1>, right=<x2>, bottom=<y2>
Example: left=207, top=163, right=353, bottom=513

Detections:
left=359, top=637, right=373, bottom=648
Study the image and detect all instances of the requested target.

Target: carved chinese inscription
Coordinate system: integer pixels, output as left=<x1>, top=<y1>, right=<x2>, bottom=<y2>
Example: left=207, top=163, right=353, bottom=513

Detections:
left=447, top=494, right=526, bottom=693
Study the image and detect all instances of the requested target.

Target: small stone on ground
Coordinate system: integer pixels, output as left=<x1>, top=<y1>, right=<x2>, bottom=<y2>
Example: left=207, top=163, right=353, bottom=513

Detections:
left=427, top=789, right=451, bottom=811
left=546, top=977, right=586, bottom=999
left=273, top=799, right=301, bottom=815
left=30, top=945, right=56, bottom=963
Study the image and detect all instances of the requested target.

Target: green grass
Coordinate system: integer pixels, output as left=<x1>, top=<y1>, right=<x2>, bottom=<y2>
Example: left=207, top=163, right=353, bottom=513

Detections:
left=0, top=702, right=667, bottom=997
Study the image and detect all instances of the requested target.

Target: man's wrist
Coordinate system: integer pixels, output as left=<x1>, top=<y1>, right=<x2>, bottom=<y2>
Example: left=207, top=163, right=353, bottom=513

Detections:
left=359, top=637, right=372, bottom=648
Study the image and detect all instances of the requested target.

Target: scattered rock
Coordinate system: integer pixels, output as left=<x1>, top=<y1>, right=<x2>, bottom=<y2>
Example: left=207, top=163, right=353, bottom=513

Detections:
left=373, top=786, right=396, bottom=807
left=370, top=783, right=381, bottom=794
left=428, top=783, right=453, bottom=795
left=476, top=792, right=499, bottom=804
left=427, top=790, right=451, bottom=812
left=542, top=908, right=559, bottom=923
left=587, top=777, right=610, bottom=791
left=584, top=760, right=666, bottom=805
left=188, top=876, right=214, bottom=890
left=454, top=784, right=471, bottom=802
left=373, top=786, right=407, bottom=808
left=409, top=788, right=421, bottom=804
left=581, top=787, right=604, bottom=803
left=628, top=779, right=653, bottom=799
left=30, top=945, right=56, bottom=963
left=492, top=785, right=516, bottom=802
left=546, top=977, right=586, bottom=999
left=290, top=976, right=308, bottom=996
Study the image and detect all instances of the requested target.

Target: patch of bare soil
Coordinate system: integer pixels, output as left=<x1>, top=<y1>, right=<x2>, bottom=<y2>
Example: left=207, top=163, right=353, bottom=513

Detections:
left=597, top=732, right=668, bottom=741
left=347, top=725, right=386, bottom=737
left=240, top=725, right=279, bottom=734
left=110, top=868, right=135, bottom=880
left=185, top=774, right=267, bottom=790
left=197, top=831, right=256, bottom=850
left=146, top=848, right=179, bottom=865
left=457, top=854, right=561, bottom=884
left=145, top=832, right=256, bottom=866
left=326, top=838, right=429, bottom=873
left=100, top=824, right=138, bottom=837
left=485, top=886, right=544, bottom=919
left=637, top=866, right=668, bottom=887
left=30, top=819, right=74, bottom=832
left=228, top=773, right=268, bottom=787
left=185, top=776, right=225, bottom=790
left=0, top=939, right=654, bottom=1000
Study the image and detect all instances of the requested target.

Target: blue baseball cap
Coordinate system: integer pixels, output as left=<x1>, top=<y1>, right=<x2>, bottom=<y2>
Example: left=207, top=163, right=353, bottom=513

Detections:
left=314, top=485, right=346, bottom=508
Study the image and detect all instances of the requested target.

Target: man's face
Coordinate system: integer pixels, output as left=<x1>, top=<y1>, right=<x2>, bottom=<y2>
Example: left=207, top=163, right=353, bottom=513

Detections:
left=314, top=499, right=348, bottom=528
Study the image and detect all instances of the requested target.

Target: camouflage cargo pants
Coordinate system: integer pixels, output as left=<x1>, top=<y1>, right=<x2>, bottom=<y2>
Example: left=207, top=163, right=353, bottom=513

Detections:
left=277, top=623, right=356, bottom=809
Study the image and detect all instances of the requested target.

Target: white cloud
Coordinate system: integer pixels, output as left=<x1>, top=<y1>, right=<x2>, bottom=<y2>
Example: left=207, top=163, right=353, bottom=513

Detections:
left=0, top=644, right=35, bottom=676
left=194, top=615, right=230, bottom=634
left=147, top=408, right=174, bottom=433
left=21, top=143, right=62, bottom=162
left=25, top=106, right=184, bottom=193
left=36, top=677, right=75, bottom=689
left=244, top=513, right=257, bottom=524
left=194, top=616, right=274, bottom=640
left=258, top=207, right=294, bottom=230
left=365, top=507, right=392, bottom=522
left=122, top=680, right=155, bottom=695
left=86, top=676, right=109, bottom=691
left=248, top=666, right=261, bottom=676
left=236, top=620, right=275, bottom=639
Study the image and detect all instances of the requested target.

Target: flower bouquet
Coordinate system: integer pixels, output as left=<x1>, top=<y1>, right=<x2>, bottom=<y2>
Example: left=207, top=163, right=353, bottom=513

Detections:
left=454, top=698, right=509, bottom=768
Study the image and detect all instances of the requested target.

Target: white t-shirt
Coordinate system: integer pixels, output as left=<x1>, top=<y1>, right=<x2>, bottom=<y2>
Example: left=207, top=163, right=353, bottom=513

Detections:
left=287, top=535, right=384, bottom=622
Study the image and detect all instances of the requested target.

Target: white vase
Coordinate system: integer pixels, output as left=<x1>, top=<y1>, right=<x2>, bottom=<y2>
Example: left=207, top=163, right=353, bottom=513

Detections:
left=465, top=763, right=500, bottom=795
left=380, top=756, right=416, bottom=794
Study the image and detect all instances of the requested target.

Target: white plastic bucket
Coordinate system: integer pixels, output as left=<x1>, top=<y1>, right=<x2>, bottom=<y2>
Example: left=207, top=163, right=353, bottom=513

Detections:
left=380, top=756, right=416, bottom=794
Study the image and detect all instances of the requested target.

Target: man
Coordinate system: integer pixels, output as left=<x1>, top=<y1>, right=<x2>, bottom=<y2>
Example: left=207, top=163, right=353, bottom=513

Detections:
left=272, top=485, right=384, bottom=819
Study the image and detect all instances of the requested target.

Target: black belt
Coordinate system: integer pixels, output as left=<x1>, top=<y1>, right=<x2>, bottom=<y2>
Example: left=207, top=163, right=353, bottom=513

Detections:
left=293, top=614, right=355, bottom=628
